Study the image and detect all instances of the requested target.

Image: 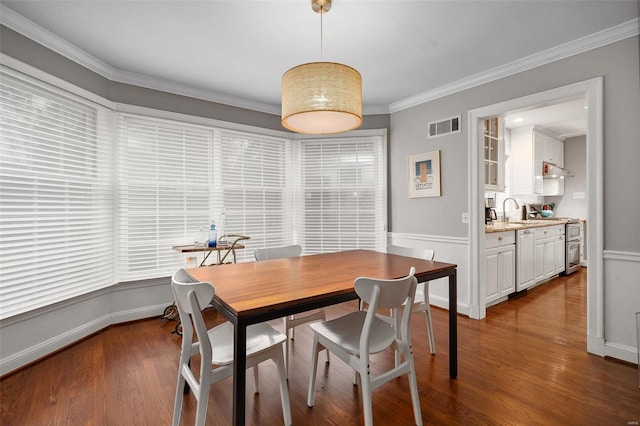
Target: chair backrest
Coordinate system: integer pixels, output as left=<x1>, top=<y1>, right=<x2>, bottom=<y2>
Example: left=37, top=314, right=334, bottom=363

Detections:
left=387, top=245, right=435, bottom=261
left=171, top=268, right=216, bottom=362
left=254, top=244, right=302, bottom=261
left=355, top=267, right=417, bottom=310
left=354, top=267, right=417, bottom=356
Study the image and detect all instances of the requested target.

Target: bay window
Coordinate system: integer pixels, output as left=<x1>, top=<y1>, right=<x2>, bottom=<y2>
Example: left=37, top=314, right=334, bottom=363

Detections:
left=0, top=63, right=386, bottom=319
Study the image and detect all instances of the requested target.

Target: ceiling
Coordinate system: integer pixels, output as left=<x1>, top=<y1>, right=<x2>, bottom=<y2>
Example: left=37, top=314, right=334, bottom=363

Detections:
left=504, top=98, right=588, bottom=140
left=1, top=0, right=637, bottom=121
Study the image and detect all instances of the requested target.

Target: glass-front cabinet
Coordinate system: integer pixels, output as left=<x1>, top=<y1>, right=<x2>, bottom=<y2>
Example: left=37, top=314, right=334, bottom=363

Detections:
left=483, top=116, right=505, bottom=192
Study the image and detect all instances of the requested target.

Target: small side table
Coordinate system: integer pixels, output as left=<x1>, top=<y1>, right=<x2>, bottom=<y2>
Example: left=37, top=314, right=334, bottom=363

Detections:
left=171, top=234, right=250, bottom=266
left=164, top=234, right=251, bottom=335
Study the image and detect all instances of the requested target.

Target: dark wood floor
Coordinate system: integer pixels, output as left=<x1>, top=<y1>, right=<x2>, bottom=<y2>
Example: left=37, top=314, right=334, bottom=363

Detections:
left=2, top=268, right=639, bottom=425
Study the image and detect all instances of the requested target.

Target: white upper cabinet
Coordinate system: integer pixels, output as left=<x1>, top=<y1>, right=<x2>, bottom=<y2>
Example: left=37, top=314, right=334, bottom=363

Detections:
left=543, top=135, right=564, bottom=167
left=510, top=125, right=564, bottom=196
left=483, top=116, right=505, bottom=192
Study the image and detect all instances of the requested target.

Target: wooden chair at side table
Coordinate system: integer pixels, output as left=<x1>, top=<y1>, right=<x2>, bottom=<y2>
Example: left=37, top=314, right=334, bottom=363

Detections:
left=171, top=268, right=292, bottom=426
left=387, top=245, right=437, bottom=363
left=254, top=244, right=329, bottom=378
left=307, top=267, right=423, bottom=426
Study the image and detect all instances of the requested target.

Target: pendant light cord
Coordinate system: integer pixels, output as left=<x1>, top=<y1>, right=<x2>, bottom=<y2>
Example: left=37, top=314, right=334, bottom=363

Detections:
left=320, top=5, right=324, bottom=58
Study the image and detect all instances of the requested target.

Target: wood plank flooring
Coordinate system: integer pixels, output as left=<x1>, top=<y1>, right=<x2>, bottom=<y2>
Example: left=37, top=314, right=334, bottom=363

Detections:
left=2, top=268, right=639, bottom=425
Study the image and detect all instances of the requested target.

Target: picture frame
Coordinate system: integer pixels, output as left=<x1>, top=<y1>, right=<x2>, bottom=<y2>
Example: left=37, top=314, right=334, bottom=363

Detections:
left=408, top=150, right=441, bottom=198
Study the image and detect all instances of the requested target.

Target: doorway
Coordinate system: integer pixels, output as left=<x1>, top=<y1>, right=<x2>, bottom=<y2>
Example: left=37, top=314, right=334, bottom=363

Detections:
left=467, top=78, right=605, bottom=356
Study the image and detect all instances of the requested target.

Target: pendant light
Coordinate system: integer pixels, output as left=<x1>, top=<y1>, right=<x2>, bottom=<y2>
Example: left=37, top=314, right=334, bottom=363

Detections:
left=281, top=0, right=362, bottom=135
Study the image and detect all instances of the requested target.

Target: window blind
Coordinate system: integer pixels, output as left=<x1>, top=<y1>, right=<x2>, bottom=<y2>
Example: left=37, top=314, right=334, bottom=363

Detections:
left=0, top=66, right=114, bottom=319
left=295, top=136, right=386, bottom=254
left=213, top=130, right=293, bottom=262
left=116, top=114, right=213, bottom=281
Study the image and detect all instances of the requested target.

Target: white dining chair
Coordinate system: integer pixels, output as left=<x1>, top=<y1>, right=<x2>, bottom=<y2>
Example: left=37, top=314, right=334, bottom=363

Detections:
left=254, top=244, right=329, bottom=378
left=307, top=267, right=423, bottom=426
left=171, top=268, right=292, bottom=426
left=387, top=245, right=436, bottom=361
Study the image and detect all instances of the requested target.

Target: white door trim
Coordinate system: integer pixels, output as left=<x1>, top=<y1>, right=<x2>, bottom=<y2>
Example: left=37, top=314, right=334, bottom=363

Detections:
left=467, top=78, right=604, bottom=356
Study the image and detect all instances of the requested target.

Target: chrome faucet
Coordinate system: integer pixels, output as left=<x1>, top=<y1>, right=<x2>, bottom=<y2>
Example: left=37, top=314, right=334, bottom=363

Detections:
left=502, top=198, right=519, bottom=222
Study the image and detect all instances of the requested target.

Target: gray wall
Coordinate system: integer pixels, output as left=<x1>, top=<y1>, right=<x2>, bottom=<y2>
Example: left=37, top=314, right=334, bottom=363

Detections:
left=547, top=135, right=587, bottom=219
left=0, top=26, right=390, bottom=133
left=390, top=36, right=640, bottom=253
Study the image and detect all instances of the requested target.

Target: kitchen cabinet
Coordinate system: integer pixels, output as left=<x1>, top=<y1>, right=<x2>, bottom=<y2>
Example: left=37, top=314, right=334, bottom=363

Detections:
left=543, top=136, right=564, bottom=167
left=511, top=125, right=564, bottom=196
left=553, top=234, right=565, bottom=274
left=483, top=117, right=505, bottom=192
left=485, top=231, right=515, bottom=305
left=516, top=229, right=535, bottom=291
left=534, top=225, right=565, bottom=283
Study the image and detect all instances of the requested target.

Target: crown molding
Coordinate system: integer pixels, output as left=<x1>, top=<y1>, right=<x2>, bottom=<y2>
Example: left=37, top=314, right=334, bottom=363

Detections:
left=110, top=67, right=281, bottom=115
left=389, top=18, right=639, bottom=113
left=0, top=4, right=115, bottom=79
left=2, top=5, right=636, bottom=117
left=0, top=4, right=282, bottom=114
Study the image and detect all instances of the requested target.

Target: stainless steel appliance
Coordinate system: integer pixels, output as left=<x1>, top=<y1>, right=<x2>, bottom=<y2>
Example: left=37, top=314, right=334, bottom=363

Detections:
left=523, top=203, right=542, bottom=219
left=485, top=208, right=497, bottom=224
left=485, top=198, right=497, bottom=224
left=565, top=220, right=581, bottom=275
left=543, top=162, right=575, bottom=178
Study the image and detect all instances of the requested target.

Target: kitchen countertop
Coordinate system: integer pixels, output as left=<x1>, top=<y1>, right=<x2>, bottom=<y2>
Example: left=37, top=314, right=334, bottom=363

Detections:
left=485, top=219, right=572, bottom=233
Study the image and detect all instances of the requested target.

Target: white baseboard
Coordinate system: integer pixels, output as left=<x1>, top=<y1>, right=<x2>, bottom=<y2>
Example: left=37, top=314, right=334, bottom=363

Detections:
left=587, top=334, right=605, bottom=356
left=1, top=314, right=110, bottom=375
left=110, top=304, right=167, bottom=325
left=604, top=342, right=639, bottom=365
left=1, top=303, right=168, bottom=376
left=430, top=294, right=470, bottom=317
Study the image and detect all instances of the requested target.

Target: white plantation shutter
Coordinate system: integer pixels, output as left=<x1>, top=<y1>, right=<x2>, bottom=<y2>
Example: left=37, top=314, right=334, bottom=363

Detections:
left=117, top=114, right=213, bottom=281
left=213, top=130, right=293, bottom=262
left=295, top=135, right=386, bottom=254
left=0, top=66, right=114, bottom=319
left=0, top=64, right=387, bottom=319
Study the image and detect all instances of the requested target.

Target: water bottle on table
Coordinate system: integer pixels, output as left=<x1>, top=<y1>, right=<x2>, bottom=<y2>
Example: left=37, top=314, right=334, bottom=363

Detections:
left=208, top=221, right=217, bottom=248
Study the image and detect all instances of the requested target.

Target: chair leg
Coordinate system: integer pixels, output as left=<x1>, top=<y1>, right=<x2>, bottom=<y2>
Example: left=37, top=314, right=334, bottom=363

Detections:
left=194, top=375, right=211, bottom=426
left=286, top=334, right=291, bottom=379
left=172, top=370, right=186, bottom=426
left=406, top=347, right=423, bottom=426
left=360, top=366, right=374, bottom=426
left=282, top=317, right=290, bottom=379
left=307, top=334, right=321, bottom=407
left=319, top=311, right=330, bottom=365
left=253, top=366, right=260, bottom=394
left=290, top=316, right=296, bottom=339
left=425, top=308, right=436, bottom=354
left=275, top=346, right=292, bottom=426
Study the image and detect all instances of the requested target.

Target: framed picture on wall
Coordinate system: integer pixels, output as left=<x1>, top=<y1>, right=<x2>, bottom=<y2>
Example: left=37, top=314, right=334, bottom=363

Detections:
left=408, top=150, right=441, bottom=198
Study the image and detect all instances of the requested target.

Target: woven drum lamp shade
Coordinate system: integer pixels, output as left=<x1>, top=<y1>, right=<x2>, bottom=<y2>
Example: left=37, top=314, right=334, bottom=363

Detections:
left=281, top=62, right=362, bottom=135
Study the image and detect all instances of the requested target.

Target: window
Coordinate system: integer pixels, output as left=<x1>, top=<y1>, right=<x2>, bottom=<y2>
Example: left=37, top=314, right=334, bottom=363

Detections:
left=0, top=63, right=388, bottom=319
left=295, top=135, right=386, bottom=254
left=213, top=130, right=293, bottom=262
left=0, top=66, right=114, bottom=319
left=116, top=114, right=214, bottom=281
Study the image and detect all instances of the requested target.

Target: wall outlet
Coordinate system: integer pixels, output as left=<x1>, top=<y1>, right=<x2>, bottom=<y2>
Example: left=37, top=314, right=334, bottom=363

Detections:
left=573, top=192, right=586, bottom=199
left=461, top=212, right=469, bottom=223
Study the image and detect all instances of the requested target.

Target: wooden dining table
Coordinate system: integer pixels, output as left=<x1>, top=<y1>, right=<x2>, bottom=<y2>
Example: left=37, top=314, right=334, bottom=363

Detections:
left=187, top=249, right=458, bottom=425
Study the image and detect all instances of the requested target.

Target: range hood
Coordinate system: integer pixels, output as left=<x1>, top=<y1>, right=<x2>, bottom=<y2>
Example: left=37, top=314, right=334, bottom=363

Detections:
left=543, top=161, right=574, bottom=179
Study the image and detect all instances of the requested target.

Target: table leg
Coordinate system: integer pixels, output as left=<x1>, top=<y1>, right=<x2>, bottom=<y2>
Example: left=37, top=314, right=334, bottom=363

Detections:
left=449, top=269, right=458, bottom=378
left=233, top=319, right=247, bottom=425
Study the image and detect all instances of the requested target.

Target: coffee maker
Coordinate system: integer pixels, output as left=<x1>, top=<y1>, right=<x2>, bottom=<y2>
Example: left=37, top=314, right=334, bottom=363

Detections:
left=484, top=198, right=498, bottom=224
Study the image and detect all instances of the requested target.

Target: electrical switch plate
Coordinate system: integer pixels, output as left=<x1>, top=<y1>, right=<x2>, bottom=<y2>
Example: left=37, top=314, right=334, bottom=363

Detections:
left=573, top=192, right=586, bottom=199
left=462, top=212, right=469, bottom=223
